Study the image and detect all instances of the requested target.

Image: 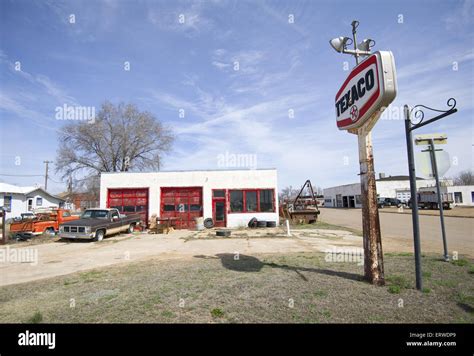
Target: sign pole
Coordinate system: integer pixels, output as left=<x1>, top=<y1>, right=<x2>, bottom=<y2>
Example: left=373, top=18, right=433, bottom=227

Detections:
left=404, top=106, right=423, bottom=290
left=357, top=127, right=384, bottom=284
left=427, top=139, right=449, bottom=261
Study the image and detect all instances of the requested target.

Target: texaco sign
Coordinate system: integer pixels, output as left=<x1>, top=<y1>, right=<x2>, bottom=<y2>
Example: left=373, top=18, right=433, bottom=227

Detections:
left=335, top=51, right=397, bottom=130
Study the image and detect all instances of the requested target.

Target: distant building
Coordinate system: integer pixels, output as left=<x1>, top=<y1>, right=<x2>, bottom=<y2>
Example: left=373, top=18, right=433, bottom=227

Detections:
left=445, top=185, right=474, bottom=206
left=323, top=174, right=450, bottom=208
left=57, top=192, right=99, bottom=211
left=0, top=183, right=65, bottom=219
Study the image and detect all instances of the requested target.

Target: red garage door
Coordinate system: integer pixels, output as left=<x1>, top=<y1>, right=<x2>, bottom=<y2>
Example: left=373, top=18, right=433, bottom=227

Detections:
left=107, top=188, right=149, bottom=225
left=161, top=187, right=203, bottom=229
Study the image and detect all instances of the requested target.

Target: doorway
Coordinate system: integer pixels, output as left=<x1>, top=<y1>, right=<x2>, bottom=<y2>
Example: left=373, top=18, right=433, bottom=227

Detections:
left=212, top=189, right=227, bottom=228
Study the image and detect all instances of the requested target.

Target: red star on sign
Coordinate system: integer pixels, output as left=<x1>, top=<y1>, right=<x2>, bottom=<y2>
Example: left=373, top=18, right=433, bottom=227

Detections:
left=350, top=105, right=359, bottom=122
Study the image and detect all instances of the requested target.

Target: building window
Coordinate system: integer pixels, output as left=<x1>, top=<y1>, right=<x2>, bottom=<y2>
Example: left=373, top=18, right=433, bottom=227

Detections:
left=163, top=204, right=175, bottom=212
left=3, top=196, right=12, bottom=212
left=246, top=191, right=258, bottom=212
left=454, top=192, right=463, bottom=204
left=355, top=195, right=361, bottom=205
left=259, top=189, right=274, bottom=212
left=36, top=197, right=43, bottom=206
left=213, top=190, right=225, bottom=198
left=123, top=205, right=135, bottom=213
left=229, top=189, right=275, bottom=213
left=230, top=190, right=244, bottom=212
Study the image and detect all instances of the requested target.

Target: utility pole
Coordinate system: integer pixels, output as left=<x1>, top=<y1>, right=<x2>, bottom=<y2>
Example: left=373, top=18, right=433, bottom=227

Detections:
left=43, top=160, right=53, bottom=191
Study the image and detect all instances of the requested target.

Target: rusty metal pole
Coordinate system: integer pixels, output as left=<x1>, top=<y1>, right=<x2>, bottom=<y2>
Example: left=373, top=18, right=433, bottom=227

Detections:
left=358, top=127, right=385, bottom=285
left=1, top=207, right=6, bottom=245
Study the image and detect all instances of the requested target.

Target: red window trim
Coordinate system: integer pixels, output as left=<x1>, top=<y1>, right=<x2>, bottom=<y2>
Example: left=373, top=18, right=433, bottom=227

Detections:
left=227, top=188, right=275, bottom=214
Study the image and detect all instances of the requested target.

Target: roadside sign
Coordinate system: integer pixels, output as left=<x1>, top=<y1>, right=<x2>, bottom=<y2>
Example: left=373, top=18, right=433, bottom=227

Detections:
left=416, top=150, right=451, bottom=178
left=335, top=51, right=397, bottom=130
left=415, top=133, right=447, bottom=145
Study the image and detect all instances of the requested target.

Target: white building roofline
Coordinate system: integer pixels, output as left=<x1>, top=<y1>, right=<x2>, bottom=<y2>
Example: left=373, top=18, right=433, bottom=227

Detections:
left=100, top=168, right=277, bottom=175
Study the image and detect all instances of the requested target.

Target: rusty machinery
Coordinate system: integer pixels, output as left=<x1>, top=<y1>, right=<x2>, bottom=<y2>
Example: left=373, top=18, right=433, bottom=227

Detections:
left=280, top=180, right=320, bottom=224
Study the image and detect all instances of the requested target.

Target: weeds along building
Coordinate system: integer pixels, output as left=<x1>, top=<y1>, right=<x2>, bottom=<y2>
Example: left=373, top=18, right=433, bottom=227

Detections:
left=99, top=169, right=278, bottom=229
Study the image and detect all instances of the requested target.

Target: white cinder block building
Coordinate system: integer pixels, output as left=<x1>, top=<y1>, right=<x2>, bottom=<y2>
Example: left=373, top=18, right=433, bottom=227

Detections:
left=323, top=175, right=439, bottom=208
left=100, top=169, right=279, bottom=228
left=446, top=185, right=474, bottom=206
left=0, top=183, right=65, bottom=220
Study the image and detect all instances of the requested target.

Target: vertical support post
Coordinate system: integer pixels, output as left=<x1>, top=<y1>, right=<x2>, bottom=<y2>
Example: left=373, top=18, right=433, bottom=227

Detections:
left=404, top=105, right=423, bottom=290
left=351, top=21, right=359, bottom=65
left=358, top=128, right=384, bottom=285
left=428, top=139, right=449, bottom=261
left=1, top=207, right=6, bottom=245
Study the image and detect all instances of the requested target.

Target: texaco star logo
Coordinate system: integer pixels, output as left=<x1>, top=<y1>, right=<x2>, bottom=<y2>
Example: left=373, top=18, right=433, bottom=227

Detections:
left=350, top=105, right=359, bottom=122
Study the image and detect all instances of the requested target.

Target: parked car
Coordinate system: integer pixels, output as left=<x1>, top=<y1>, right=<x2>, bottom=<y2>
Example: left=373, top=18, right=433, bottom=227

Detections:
left=59, top=208, right=141, bottom=241
left=9, top=208, right=78, bottom=239
left=377, top=197, right=403, bottom=208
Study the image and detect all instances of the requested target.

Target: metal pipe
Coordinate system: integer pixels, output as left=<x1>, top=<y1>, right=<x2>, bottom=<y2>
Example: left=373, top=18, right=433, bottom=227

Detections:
left=404, top=105, right=423, bottom=290
left=1, top=207, right=5, bottom=245
left=351, top=21, right=359, bottom=65
left=428, top=139, right=449, bottom=261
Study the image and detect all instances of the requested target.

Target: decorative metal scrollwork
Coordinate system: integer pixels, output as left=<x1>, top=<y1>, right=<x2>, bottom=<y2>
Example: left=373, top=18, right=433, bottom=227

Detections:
left=409, top=98, right=457, bottom=126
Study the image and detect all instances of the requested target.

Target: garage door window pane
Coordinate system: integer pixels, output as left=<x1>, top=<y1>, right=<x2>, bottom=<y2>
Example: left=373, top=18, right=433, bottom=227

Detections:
left=163, top=204, right=175, bottom=212
left=230, top=190, right=243, bottom=212
left=190, top=204, right=202, bottom=212
left=259, top=190, right=274, bottom=212
left=176, top=204, right=188, bottom=212
left=123, top=206, right=135, bottom=212
left=246, top=191, right=257, bottom=212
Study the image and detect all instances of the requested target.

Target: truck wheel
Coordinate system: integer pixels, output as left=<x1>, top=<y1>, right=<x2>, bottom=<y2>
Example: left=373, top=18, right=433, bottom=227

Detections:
left=128, top=224, right=135, bottom=233
left=94, top=230, right=105, bottom=242
left=44, top=227, right=55, bottom=236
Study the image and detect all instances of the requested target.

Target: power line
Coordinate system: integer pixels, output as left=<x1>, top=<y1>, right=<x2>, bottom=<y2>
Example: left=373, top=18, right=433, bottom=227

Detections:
left=0, top=173, right=44, bottom=177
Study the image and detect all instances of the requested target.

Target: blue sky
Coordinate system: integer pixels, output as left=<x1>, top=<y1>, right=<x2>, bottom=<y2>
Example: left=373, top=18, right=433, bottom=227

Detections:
left=0, top=0, right=473, bottom=194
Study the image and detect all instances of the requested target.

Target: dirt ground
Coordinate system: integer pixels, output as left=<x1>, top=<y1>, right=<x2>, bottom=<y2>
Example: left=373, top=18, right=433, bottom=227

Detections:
left=0, top=227, right=363, bottom=287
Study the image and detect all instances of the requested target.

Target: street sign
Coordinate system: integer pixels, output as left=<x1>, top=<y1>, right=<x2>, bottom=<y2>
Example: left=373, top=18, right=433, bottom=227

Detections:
left=415, top=133, right=447, bottom=145
left=416, top=150, right=451, bottom=178
left=335, top=51, right=397, bottom=130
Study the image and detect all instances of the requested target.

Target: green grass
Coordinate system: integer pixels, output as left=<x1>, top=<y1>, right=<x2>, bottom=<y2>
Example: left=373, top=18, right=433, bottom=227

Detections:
left=385, top=252, right=413, bottom=257
left=388, top=285, right=401, bottom=294
left=386, top=275, right=411, bottom=289
left=27, top=311, right=43, bottom=323
left=211, top=308, right=224, bottom=318
left=452, top=259, right=469, bottom=267
left=296, top=220, right=363, bottom=236
left=0, top=252, right=472, bottom=323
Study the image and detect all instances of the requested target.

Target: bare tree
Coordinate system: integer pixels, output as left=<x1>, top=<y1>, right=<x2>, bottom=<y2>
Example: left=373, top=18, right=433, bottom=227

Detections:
left=279, top=186, right=299, bottom=202
left=55, top=102, right=174, bottom=179
left=453, top=170, right=474, bottom=186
